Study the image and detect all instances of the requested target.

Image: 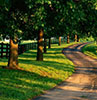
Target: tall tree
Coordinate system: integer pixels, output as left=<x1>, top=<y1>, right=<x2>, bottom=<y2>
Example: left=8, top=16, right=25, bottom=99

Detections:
left=0, top=0, right=27, bottom=69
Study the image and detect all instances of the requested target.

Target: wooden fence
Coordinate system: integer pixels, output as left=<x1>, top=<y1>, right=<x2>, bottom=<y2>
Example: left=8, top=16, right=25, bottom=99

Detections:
left=0, top=42, right=37, bottom=58
left=0, top=43, right=10, bottom=58
left=0, top=38, right=60, bottom=58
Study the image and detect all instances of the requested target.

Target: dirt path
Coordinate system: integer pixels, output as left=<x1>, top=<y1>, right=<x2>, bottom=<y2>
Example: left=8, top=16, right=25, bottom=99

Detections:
left=33, top=43, right=97, bottom=100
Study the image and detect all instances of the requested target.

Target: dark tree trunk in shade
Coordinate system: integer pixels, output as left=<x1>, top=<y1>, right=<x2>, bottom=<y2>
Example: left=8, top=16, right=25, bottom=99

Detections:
left=96, top=38, right=97, bottom=44
left=48, top=37, right=51, bottom=49
left=77, top=36, right=80, bottom=42
left=67, top=35, right=70, bottom=44
left=37, top=29, right=43, bottom=61
left=8, top=38, right=19, bottom=69
left=75, top=34, right=77, bottom=42
left=44, top=38, right=47, bottom=53
left=59, top=36, right=61, bottom=46
left=62, top=37, right=65, bottom=43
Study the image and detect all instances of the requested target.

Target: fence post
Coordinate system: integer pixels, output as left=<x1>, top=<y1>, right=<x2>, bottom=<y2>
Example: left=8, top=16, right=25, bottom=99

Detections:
left=27, top=44, right=28, bottom=51
left=22, top=44, right=26, bottom=53
left=6, top=43, right=9, bottom=58
left=24, top=44, right=26, bottom=51
left=35, top=42, right=37, bottom=49
left=27, top=44, right=29, bottom=50
left=17, top=43, right=37, bottom=55
left=0, top=43, right=1, bottom=58
left=27, top=44, right=29, bottom=51
left=1, top=42, right=3, bottom=58
left=29, top=43, right=31, bottom=49
left=18, top=44, right=21, bottom=54
left=29, top=44, right=30, bottom=50
left=32, top=43, right=33, bottom=49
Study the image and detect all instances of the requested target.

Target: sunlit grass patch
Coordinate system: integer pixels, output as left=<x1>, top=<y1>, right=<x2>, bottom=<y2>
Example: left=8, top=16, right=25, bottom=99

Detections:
left=0, top=42, right=76, bottom=100
left=82, top=43, right=97, bottom=59
left=21, top=40, right=37, bottom=44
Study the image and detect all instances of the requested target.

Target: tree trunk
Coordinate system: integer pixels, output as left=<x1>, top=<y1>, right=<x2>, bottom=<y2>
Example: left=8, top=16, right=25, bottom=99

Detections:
left=77, top=36, right=80, bottom=42
left=48, top=37, right=51, bottom=49
left=62, top=37, right=65, bottom=43
left=67, top=35, right=70, bottom=44
left=8, top=38, right=19, bottom=69
left=74, top=34, right=77, bottom=42
left=37, top=29, right=43, bottom=61
left=96, top=37, right=97, bottom=44
left=59, top=36, right=61, bottom=46
left=44, top=38, right=47, bottom=53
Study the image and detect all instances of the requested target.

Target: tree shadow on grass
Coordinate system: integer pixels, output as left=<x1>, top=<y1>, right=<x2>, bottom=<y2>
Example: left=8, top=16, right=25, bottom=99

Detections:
left=44, top=55, right=66, bottom=59
left=0, top=68, right=62, bottom=100
left=0, top=47, right=75, bottom=100
left=19, top=49, right=62, bottom=58
left=19, top=59, right=74, bottom=72
left=19, top=50, right=37, bottom=58
left=0, top=58, right=8, bottom=63
left=19, top=53, right=36, bottom=58
left=92, top=51, right=97, bottom=56
left=18, top=48, right=74, bottom=72
left=47, top=48, right=62, bottom=54
left=19, top=53, right=64, bottom=59
left=46, top=52, right=61, bottom=54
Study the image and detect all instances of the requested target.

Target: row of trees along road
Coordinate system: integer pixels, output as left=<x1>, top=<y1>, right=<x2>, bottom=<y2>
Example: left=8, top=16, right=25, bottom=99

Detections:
left=0, top=0, right=97, bottom=70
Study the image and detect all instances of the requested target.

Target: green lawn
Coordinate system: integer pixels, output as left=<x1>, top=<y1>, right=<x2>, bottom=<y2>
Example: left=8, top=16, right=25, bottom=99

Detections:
left=20, top=40, right=37, bottom=44
left=0, top=40, right=37, bottom=44
left=0, top=43, right=76, bottom=100
left=82, top=43, right=97, bottom=59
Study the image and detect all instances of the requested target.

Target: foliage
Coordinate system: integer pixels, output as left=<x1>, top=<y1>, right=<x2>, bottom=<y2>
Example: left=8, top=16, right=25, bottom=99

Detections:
left=0, top=0, right=97, bottom=40
left=80, top=36, right=94, bottom=42
left=82, top=43, right=97, bottom=59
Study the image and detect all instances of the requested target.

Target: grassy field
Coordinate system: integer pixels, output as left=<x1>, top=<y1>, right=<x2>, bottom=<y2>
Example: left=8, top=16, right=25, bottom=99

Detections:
left=0, top=40, right=37, bottom=44
left=0, top=43, right=76, bottom=100
left=20, top=40, right=37, bottom=44
left=82, top=43, right=97, bottom=59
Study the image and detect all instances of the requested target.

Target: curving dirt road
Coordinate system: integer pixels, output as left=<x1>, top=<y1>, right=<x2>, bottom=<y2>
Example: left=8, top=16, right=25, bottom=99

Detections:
left=34, top=43, right=97, bottom=100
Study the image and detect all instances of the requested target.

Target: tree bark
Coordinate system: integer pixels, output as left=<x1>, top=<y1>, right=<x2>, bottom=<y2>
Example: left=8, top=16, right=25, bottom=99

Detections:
left=77, top=35, right=80, bottom=42
left=96, top=37, right=97, bottom=44
left=8, top=38, right=19, bottom=69
left=67, top=35, right=70, bottom=44
left=74, top=34, right=77, bottom=42
left=59, top=36, right=61, bottom=46
left=48, top=37, right=51, bottom=49
left=37, top=29, right=43, bottom=61
left=44, top=38, right=47, bottom=53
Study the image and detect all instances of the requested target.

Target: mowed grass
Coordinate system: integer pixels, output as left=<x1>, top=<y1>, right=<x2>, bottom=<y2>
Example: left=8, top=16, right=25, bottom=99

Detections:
left=82, top=43, right=97, bottom=59
left=0, top=43, right=76, bottom=100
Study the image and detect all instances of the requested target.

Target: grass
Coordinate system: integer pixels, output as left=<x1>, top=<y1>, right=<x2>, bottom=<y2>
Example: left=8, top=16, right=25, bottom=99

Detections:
left=0, top=40, right=37, bottom=44
left=0, top=42, right=76, bottom=100
left=80, top=95, right=88, bottom=98
left=20, top=40, right=37, bottom=44
left=82, top=43, right=97, bottom=59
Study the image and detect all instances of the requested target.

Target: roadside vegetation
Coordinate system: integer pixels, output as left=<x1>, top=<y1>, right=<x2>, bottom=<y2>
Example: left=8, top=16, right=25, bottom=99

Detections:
left=80, top=36, right=94, bottom=42
left=82, top=43, right=97, bottom=59
left=0, top=42, right=76, bottom=100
